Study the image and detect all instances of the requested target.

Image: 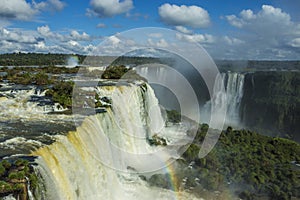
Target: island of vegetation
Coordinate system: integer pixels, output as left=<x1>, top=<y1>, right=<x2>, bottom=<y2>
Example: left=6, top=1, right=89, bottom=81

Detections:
left=0, top=158, right=38, bottom=200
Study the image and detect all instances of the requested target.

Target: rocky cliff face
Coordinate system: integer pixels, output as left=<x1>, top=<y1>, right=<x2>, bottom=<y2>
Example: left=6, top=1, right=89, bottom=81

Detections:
left=240, top=71, right=300, bottom=142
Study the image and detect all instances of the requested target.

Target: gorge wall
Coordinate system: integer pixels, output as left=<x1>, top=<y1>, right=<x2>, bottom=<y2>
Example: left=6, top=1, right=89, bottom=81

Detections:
left=240, top=71, right=300, bottom=142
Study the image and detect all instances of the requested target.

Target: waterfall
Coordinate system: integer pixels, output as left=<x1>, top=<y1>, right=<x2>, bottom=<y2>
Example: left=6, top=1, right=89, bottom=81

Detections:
left=25, top=176, right=35, bottom=200
left=224, top=72, right=245, bottom=126
left=0, top=87, right=68, bottom=119
left=202, top=72, right=245, bottom=127
left=32, top=83, right=194, bottom=200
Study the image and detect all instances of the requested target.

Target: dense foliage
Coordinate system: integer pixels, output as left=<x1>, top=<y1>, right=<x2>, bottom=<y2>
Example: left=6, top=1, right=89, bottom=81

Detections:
left=0, top=66, right=79, bottom=85
left=0, top=53, right=167, bottom=67
left=101, top=65, right=146, bottom=80
left=110, top=56, right=167, bottom=66
left=166, top=110, right=181, bottom=123
left=0, top=52, right=85, bottom=66
left=0, top=158, right=38, bottom=200
left=215, top=127, right=300, bottom=199
left=45, top=81, right=74, bottom=109
left=149, top=125, right=300, bottom=199
left=101, top=65, right=130, bottom=79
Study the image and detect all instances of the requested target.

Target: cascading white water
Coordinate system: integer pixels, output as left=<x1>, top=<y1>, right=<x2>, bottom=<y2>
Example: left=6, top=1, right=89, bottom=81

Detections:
left=0, top=87, right=67, bottom=120
left=225, top=72, right=245, bottom=125
left=32, top=83, right=195, bottom=200
left=202, top=72, right=245, bottom=127
left=25, top=176, right=35, bottom=200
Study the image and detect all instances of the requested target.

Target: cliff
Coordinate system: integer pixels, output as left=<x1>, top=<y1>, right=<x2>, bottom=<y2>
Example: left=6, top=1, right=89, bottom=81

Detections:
left=241, top=71, right=300, bottom=142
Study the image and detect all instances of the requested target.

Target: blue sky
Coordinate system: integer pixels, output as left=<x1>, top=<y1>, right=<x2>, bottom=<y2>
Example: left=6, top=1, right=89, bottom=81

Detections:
left=0, top=0, right=300, bottom=59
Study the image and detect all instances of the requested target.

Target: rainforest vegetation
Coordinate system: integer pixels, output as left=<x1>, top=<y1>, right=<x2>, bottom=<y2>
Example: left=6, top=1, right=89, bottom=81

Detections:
left=0, top=158, right=38, bottom=200
left=0, top=52, right=85, bottom=66
left=0, top=52, right=162, bottom=67
left=147, top=122, right=300, bottom=200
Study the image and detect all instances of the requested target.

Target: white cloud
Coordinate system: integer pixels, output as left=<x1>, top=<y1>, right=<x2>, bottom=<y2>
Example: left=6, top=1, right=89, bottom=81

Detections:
left=0, top=27, right=45, bottom=53
left=68, top=40, right=79, bottom=47
left=240, top=9, right=255, bottom=20
left=91, top=34, right=141, bottom=56
left=175, top=26, right=193, bottom=34
left=147, top=38, right=169, bottom=48
left=226, top=5, right=292, bottom=32
left=0, top=26, right=96, bottom=54
left=36, top=25, right=95, bottom=54
left=0, top=0, right=65, bottom=21
left=223, top=36, right=244, bottom=45
left=48, top=0, right=65, bottom=11
left=289, top=38, right=300, bottom=48
left=176, top=33, right=215, bottom=44
left=225, top=15, right=244, bottom=28
left=70, top=30, right=90, bottom=41
left=157, top=39, right=168, bottom=48
left=158, top=4, right=210, bottom=28
left=107, top=35, right=121, bottom=45
left=33, top=0, right=65, bottom=12
left=87, top=0, right=133, bottom=18
left=222, top=5, right=300, bottom=59
left=0, top=28, right=40, bottom=44
left=0, top=0, right=37, bottom=21
left=37, top=25, right=53, bottom=37
left=37, top=25, right=91, bottom=42
left=34, top=41, right=46, bottom=50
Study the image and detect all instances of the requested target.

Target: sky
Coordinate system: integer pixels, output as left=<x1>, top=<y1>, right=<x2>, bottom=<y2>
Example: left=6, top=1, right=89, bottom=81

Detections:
left=0, top=0, right=300, bottom=60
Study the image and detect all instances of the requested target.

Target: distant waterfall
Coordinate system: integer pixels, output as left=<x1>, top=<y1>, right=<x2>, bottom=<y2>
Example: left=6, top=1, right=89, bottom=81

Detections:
left=202, top=72, right=245, bottom=128
left=224, top=72, right=245, bottom=126
left=32, top=83, right=195, bottom=200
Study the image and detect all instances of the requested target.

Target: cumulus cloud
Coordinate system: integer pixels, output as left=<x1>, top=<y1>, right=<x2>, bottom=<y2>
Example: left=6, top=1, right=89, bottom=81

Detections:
left=226, top=5, right=292, bottom=34
left=107, top=35, right=121, bottom=45
left=70, top=30, right=90, bottom=41
left=289, top=38, right=300, bottom=48
left=0, top=0, right=37, bottom=21
left=37, top=25, right=91, bottom=42
left=92, top=35, right=138, bottom=56
left=37, top=25, right=54, bottom=37
left=33, top=0, right=65, bottom=12
left=0, top=27, right=45, bottom=53
left=158, top=4, right=210, bottom=28
left=0, top=28, right=41, bottom=44
left=147, top=38, right=169, bottom=48
left=87, top=0, right=133, bottom=18
left=225, top=15, right=244, bottom=28
left=0, top=26, right=96, bottom=54
left=175, top=26, right=193, bottom=34
left=0, top=0, right=65, bottom=21
left=176, top=33, right=215, bottom=44
left=222, top=5, right=300, bottom=59
left=223, top=36, right=244, bottom=45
